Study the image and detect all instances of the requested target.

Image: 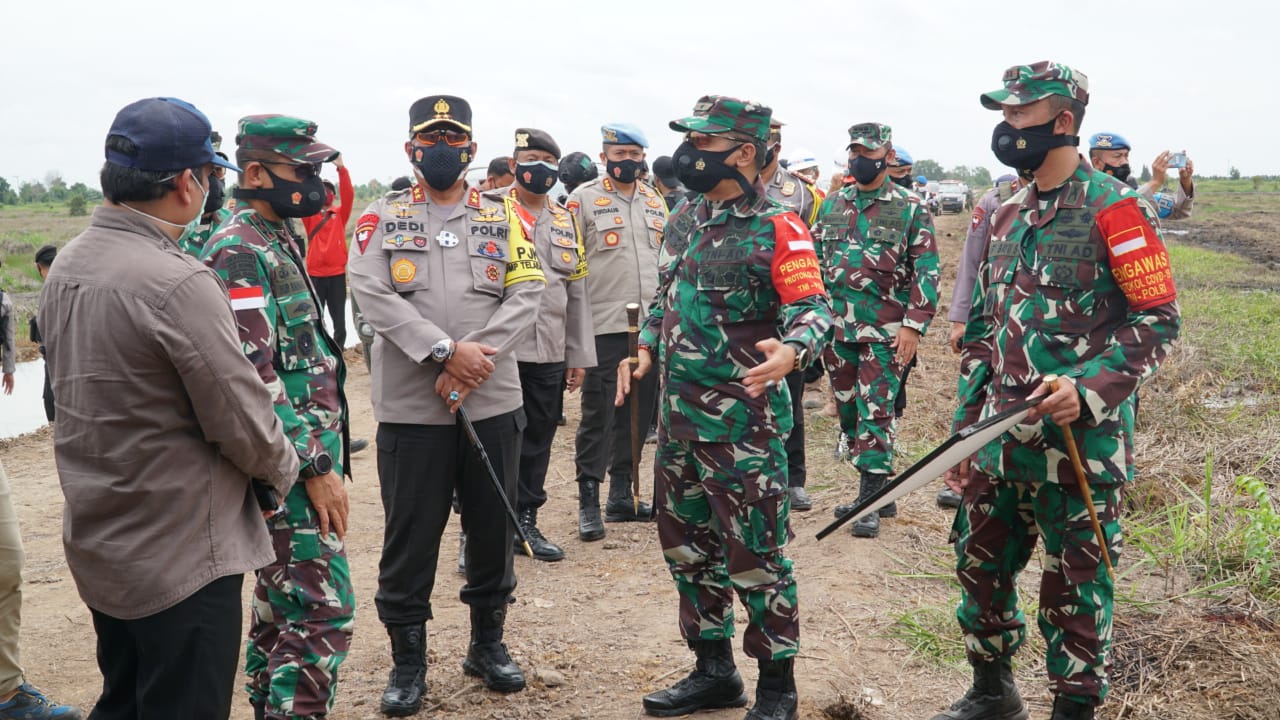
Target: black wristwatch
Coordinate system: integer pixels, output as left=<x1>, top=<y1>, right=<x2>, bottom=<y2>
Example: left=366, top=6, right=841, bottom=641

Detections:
left=431, top=338, right=456, bottom=363
left=300, top=452, right=333, bottom=479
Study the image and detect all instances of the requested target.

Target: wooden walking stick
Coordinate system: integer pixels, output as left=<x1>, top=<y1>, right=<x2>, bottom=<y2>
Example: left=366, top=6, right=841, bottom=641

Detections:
left=1045, top=375, right=1116, bottom=582
left=626, top=303, right=642, bottom=515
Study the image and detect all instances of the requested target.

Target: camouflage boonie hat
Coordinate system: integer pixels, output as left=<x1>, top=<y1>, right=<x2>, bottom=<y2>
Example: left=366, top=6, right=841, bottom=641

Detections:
left=669, top=95, right=772, bottom=143
left=236, top=115, right=338, bottom=164
left=980, top=61, right=1090, bottom=110
left=847, top=122, right=891, bottom=151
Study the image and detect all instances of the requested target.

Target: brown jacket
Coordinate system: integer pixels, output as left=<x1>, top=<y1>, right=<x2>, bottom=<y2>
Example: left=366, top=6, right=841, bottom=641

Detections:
left=38, top=205, right=299, bottom=619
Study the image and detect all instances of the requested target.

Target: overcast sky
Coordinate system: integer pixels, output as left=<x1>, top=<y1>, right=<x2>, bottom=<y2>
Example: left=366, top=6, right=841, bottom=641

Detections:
left=3, top=0, right=1273, bottom=191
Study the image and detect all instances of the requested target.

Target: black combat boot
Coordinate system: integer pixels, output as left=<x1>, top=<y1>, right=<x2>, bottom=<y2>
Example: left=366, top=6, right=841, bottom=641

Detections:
left=516, top=507, right=564, bottom=561
left=937, top=486, right=963, bottom=509
left=928, top=657, right=1027, bottom=720
left=463, top=605, right=526, bottom=692
left=1049, top=695, right=1095, bottom=720
left=252, top=700, right=265, bottom=720
left=605, top=476, right=653, bottom=522
left=745, top=657, right=798, bottom=720
left=579, top=481, right=605, bottom=541
left=380, top=623, right=426, bottom=717
left=851, top=472, right=885, bottom=538
left=642, top=638, right=748, bottom=717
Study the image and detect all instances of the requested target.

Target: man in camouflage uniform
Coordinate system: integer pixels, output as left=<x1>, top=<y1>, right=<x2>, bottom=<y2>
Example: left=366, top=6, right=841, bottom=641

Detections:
left=199, top=115, right=354, bottom=720
left=934, top=62, right=1181, bottom=720
left=506, top=127, right=596, bottom=561
left=619, top=95, right=832, bottom=720
left=814, top=122, right=939, bottom=539
left=178, top=149, right=233, bottom=256
left=348, top=95, right=543, bottom=716
left=760, top=119, right=822, bottom=512
left=937, top=172, right=1023, bottom=510
left=567, top=123, right=665, bottom=540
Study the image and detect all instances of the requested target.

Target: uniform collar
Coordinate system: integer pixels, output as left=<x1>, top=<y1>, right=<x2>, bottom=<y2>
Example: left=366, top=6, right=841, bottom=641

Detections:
left=90, top=204, right=180, bottom=250
left=1020, top=157, right=1091, bottom=227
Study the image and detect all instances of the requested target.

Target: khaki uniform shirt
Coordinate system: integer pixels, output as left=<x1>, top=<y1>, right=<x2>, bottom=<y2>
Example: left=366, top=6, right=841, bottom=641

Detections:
left=1138, top=181, right=1194, bottom=221
left=764, top=165, right=822, bottom=226
left=506, top=188, right=596, bottom=367
left=348, top=184, right=545, bottom=424
left=37, top=205, right=299, bottom=619
left=566, top=177, right=666, bottom=336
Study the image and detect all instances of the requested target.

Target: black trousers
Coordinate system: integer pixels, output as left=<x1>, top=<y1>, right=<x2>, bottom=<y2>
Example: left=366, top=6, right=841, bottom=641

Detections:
left=87, top=574, right=243, bottom=720
left=574, top=333, right=658, bottom=488
left=784, top=369, right=807, bottom=488
left=310, top=274, right=347, bottom=349
left=374, top=411, right=523, bottom=625
left=517, top=361, right=566, bottom=510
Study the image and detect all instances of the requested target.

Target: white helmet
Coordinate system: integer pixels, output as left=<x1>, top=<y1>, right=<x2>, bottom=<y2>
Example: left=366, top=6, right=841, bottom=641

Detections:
left=787, top=147, right=820, bottom=173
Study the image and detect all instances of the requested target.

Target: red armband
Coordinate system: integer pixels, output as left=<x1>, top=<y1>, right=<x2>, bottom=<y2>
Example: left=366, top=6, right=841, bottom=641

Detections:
left=1098, top=197, right=1177, bottom=311
left=768, top=212, right=827, bottom=305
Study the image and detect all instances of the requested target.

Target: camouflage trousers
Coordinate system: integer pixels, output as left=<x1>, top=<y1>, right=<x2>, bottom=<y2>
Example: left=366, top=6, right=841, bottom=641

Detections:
left=247, top=482, right=355, bottom=719
left=951, top=472, right=1122, bottom=703
left=827, top=340, right=902, bottom=474
left=654, top=434, right=798, bottom=660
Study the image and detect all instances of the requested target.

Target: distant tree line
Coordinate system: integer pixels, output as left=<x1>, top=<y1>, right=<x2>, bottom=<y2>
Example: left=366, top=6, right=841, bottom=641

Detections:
left=910, top=160, right=993, bottom=188
left=0, top=173, right=104, bottom=206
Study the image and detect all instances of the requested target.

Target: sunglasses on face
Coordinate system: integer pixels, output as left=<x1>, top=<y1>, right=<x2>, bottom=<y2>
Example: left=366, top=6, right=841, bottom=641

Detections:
left=261, top=161, right=322, bottom=180
left=414, top=129, right=470, bottom=147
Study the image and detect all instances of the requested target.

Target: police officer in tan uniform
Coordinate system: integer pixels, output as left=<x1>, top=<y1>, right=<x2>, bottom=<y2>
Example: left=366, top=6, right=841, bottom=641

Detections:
left=760, top=118, right=823, bottom=513
left=347, top=95, right=545, bottom=716
left=505, top=127, right=596, bottom=562
left=566, top=123, right=666, bottom=540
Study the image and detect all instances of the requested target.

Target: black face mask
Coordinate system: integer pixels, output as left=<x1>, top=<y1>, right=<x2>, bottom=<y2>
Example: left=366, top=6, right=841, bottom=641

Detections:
left=515, top=161, right=558, bottom=195
left=891, top=173, right=913, bottom=189
left=1101, top=162, right=1131, bottom=183
left=606, top=158, right=642, bottom=184
left=234, top=165, right=326, bottom=218
left=764, top=144, right=778, bottom=167
left=412, top=142, right=471, bottom=191
left=203, top=174, right=225, bottom=216
left=991, top=115, right=1078, bottom=173
left=672, top=141, right=754, bottom=197
left=849, top=155, right=887, bottom=185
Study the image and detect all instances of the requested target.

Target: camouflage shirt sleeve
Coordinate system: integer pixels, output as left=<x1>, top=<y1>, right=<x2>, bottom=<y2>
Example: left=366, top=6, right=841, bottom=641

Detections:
left=202, top=240, right=324, bottom=466
left=902, top=198, right=940, bottom=334
left=768, top=212, right=833, bottom=361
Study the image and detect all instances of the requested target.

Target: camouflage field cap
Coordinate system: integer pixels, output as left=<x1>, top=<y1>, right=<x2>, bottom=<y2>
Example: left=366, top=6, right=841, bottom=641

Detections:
left=669, top=95, right=772, bottom=143
left=980, top=61, right=1090, bottom=110
left=847, top=122, right=892, bottom=151
left=236, top=115, right=338, bottom=164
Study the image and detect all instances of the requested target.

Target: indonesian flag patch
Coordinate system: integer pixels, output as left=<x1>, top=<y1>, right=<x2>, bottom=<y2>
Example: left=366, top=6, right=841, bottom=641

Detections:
left=229, top=286, right=266, bottom=311
left=1098, top=197, right=1177, bottom=311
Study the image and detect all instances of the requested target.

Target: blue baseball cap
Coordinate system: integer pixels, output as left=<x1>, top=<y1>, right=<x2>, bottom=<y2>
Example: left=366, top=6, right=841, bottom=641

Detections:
left=600, top=122, right=648, bottom=148
left=890, top=146, right=913, bottom=166
left=105, top=97, right=240, bottom=173
left=1089, top=132, right=1130, bottom=151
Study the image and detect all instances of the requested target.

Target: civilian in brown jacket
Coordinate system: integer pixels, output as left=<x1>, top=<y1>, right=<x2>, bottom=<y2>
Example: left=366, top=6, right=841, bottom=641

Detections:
left=37, top=97, right=299, bottom=720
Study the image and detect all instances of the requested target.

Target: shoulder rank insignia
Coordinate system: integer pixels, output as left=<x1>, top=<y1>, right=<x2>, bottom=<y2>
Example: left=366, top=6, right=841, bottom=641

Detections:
left=466, top=187, right=482, bottom=209
left=411, top=185, right=426, bottom=204
left=602, top=177, right=615, bottom=193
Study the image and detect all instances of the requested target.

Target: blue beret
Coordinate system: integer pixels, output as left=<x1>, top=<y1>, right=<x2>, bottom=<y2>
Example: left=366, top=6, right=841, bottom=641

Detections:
left=601, top=122, right=648, bottom=148
left=995, top=174, right=1017, bottom=184
left=890, top=146, right=913, bottom=166
left=1089, top=132, right=1130, bottom=151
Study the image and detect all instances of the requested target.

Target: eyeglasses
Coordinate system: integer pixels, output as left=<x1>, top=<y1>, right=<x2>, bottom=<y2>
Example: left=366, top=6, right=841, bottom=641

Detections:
left=414, top=129, right=470, bottom=147
left=261, top=161, right=322, bottom=180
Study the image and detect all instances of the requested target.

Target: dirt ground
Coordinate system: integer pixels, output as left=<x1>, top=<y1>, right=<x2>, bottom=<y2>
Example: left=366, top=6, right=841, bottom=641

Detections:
left=0, top=205, right=1262, bottom=720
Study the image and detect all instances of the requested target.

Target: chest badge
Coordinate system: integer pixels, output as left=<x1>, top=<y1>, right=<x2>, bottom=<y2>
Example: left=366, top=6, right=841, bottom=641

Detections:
left=436, top=230, right=459, bottom=248
left=604, top=231, right=621, bottom=247
left=477, top=240, right=505, bottom=259
left=485, top=264, right=500, bottom=282
left=391, top=258, right=417, bottom=284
